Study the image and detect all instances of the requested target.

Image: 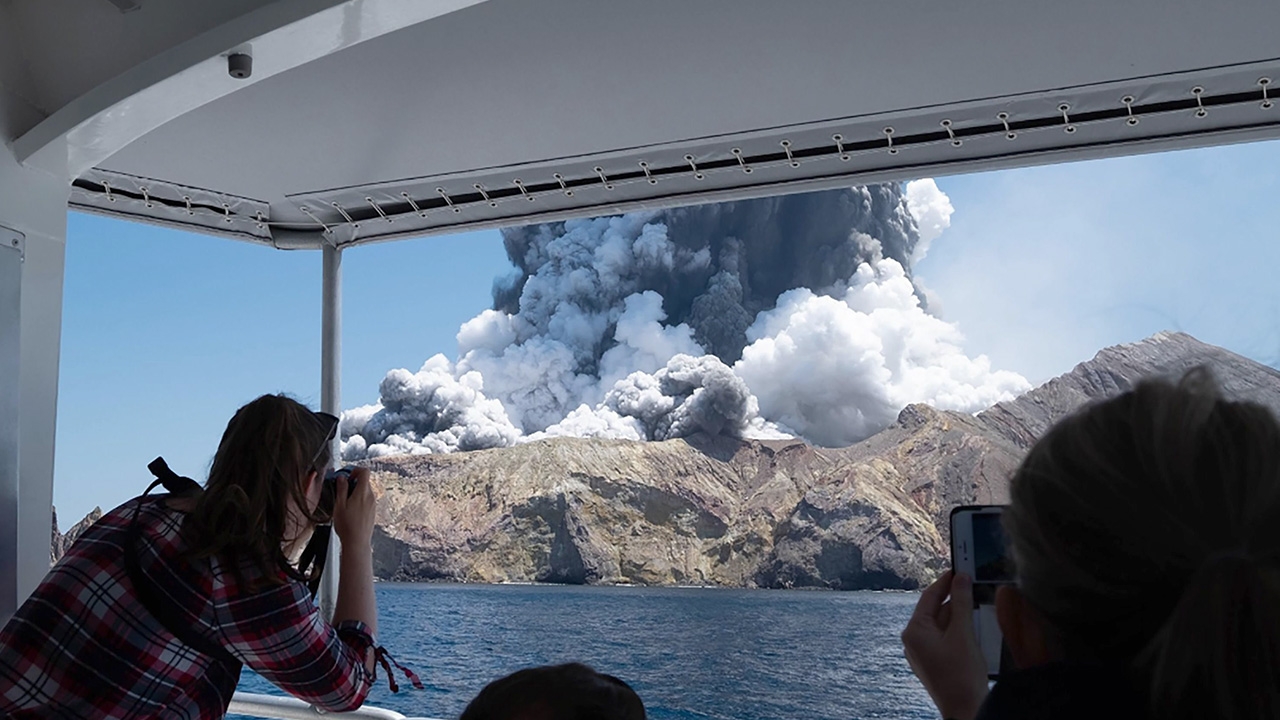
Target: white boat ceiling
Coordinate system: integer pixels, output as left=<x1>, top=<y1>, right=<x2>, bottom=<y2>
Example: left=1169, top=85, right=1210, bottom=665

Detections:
left=7, top=0, right=1280, bottom=247
left=7, top=0, right=1280, bottom=248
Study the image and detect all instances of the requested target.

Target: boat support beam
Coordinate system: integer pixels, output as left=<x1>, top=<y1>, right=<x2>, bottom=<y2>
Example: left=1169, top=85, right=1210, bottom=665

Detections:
left=0, top=142, right=69, bottom=621
left=0, top=226, right=23, bottom=620
left=317, top=240, right=342, bottom=621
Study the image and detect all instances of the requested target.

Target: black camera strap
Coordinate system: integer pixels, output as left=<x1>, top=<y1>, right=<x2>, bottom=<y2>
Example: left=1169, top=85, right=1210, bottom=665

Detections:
left=296, top=524, right=331, bottom=598
left=123, top=457, right=243, bottom=671
left=296, top=466, right=357, bottom=598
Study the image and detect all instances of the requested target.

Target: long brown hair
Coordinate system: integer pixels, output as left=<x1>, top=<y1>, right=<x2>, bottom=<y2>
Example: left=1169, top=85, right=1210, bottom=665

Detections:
left=184, top=394, right=335, bottom=586
left=1004, top=369, right=1280, bottom=719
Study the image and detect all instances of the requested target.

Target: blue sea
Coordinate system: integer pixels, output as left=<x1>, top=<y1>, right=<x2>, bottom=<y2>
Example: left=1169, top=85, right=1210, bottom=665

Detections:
left=234, top=583, right=935, bottom=720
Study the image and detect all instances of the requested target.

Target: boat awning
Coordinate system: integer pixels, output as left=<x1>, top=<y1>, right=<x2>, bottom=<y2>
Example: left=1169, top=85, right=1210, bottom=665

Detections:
left=5, top=0, right=1280, bottom=249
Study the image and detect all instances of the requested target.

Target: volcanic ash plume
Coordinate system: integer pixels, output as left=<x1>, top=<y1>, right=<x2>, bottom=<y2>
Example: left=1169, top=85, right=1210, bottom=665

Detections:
left=735, top=257, right=1028, bottom=447
left=339, top=356, right=520, bottom=458
left=341, top=181, right=1028, bottom=459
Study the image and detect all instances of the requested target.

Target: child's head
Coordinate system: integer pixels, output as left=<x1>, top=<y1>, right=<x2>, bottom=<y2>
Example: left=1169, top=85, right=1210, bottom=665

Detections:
left=999, top=369, right=1280, bottom=719
left=460, top=663, right=645, bottom=720
left=186, top=394, right=337, bottom=583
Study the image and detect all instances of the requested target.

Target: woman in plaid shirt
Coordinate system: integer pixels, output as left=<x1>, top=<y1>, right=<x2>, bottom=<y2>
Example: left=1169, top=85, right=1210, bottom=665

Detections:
left=0, top=394, right=380, bottom=718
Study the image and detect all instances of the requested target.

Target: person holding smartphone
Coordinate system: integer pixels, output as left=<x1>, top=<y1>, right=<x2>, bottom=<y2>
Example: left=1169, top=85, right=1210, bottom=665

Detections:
left=947, top=505, right=1016, bottom=681
left=902, top=369, right=1280, bottom=720
left=0, top=394, right=379, bottom=718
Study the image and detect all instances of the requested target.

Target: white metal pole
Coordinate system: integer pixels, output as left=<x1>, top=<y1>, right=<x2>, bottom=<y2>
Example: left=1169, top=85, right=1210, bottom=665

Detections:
left=318, top=241, right=342, bottom=621
left=0, top=227, right=23, bottom=620
left=0, top=140, right=68, bottom=622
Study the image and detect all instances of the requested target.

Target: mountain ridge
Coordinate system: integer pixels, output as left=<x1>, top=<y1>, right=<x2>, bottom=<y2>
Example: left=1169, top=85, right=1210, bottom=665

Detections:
left=978, top=331, right=1280, bottom=448
left=367, top=331, right=1279, bottom=589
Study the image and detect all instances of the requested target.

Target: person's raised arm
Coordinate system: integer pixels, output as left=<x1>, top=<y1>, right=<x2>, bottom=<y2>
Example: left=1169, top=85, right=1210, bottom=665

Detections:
left=332, top=468, right=378, bottom=673
left=215, top=557, right=375, bottom=711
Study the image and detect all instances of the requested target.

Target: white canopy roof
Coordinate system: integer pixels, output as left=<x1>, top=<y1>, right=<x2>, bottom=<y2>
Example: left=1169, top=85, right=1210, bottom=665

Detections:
left=5, top=0, right=1280, bottom=248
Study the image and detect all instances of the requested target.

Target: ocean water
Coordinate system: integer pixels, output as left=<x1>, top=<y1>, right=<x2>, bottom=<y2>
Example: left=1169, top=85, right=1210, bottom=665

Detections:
left=234, top=583, right=936, bottom=720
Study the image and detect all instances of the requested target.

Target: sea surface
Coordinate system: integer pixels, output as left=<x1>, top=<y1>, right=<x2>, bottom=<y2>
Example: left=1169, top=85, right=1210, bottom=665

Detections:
left=233, top=583, right=935, bottom=720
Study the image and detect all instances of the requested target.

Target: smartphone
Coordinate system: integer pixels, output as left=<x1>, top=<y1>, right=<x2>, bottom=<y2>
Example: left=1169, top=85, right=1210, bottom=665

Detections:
left=950, top=505, right=1014, bottom=679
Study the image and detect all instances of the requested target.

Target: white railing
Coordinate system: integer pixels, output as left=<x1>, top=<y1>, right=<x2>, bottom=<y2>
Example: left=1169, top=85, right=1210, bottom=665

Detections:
left=228, top=691, right=441, bottom=720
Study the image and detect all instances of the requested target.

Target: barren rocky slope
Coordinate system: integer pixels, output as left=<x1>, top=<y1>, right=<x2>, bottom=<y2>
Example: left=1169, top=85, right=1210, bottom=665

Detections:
left=367, top=408, right=1019, bottom=590
left=978, top=331, right=1280, bottom=448
left=359, top=332, right=1277, bottom=589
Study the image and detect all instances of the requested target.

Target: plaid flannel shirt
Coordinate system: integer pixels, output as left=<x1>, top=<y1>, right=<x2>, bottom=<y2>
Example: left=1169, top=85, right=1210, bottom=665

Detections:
left=0, top=496, right=375, bottom=719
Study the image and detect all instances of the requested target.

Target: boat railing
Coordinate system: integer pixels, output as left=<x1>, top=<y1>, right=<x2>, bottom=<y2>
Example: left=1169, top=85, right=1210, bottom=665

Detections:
left=228, top=691, right=441, bottom=720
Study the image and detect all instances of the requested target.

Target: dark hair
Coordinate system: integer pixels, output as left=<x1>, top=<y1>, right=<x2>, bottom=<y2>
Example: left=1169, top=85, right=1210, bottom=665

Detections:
left=460, top=663, right=646, bottom=720
left=1004, top=369, right=1280, bottom=720
left=184, top=394, right=335, bottom=586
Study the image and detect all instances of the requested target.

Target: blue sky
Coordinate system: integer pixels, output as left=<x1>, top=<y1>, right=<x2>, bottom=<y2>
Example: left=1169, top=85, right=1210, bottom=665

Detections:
left=915, top=139, right=1280, bottom=382
left=53, top=140, right=1280, bottom=523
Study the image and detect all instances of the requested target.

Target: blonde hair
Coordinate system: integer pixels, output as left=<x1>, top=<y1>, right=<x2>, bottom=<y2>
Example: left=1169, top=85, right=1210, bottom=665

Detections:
left=1004, top=368, right=1280, bottom=719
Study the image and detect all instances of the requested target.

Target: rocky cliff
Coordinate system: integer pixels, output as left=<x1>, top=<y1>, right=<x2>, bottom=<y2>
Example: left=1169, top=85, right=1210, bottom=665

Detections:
left=367, top=412, right=1014, bottom=590
left=367, top=332, right=1278, bottom=589
left=365, top=399, right=1024, bottom=589
left=51, top=506, right=103, bottom=564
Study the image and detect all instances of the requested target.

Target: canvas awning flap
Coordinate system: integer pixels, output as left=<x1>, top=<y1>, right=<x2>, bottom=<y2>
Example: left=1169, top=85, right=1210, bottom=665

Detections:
left=72, top=61, right=1279, bottom=248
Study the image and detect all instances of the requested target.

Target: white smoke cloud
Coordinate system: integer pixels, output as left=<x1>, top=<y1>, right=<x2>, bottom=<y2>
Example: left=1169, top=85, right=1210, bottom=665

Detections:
left=531, top=351, right=786, bottom=442
left=906, top=178, right=954, bottom=264
left=342, top=182, right=1029, bottom=457
left=532, top=404, right=646, bottom=442
left=608, top=354, right=767, bottom=440
left=597, top=292, right=705, bottom=392
left=340, top=355, right=521, bottom=459
left=735, top=257, right=1029, bottom=446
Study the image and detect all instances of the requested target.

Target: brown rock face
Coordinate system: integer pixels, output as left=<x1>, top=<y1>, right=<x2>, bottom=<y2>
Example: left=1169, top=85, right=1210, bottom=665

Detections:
left=369, top=407, right=1020, bottom=590
left=368, top=332, right=1280, bottom=589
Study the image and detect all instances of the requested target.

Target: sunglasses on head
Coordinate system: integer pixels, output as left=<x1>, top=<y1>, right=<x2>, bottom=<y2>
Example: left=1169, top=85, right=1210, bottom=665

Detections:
left=309, top=411, right=340, bottom=469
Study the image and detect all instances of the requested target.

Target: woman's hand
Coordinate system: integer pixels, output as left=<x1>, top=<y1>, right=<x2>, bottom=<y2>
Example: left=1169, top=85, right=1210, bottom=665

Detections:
left=902, top=571, right=989, bottom=720
left=332, top=467, right=378, bottom=656
left=332, top=467, right=375, bottom=546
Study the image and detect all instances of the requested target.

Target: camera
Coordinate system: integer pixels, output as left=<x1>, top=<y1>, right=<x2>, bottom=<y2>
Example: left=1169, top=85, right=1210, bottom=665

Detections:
left=317, top=466, right=359, bottom=521
left=227, top=52, right=252, bottom=80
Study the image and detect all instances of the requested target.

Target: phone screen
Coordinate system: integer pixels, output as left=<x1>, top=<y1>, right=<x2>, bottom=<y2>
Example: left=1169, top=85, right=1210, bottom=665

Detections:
left=950, top=505, right=1013, bottom=679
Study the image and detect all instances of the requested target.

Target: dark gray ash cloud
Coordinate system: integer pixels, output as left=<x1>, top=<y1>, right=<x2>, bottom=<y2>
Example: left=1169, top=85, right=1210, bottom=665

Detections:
left=497, top=184, right=921, bottom=365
